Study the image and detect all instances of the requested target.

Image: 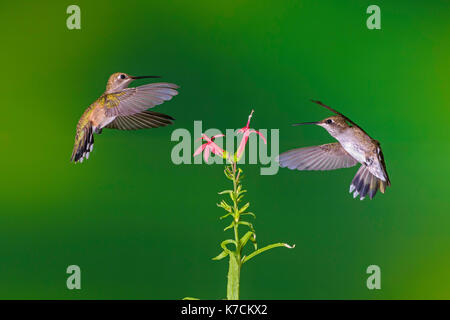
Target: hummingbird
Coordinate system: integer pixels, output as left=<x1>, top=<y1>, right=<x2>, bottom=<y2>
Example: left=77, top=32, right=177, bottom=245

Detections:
left=278, top=100, right=390, bottom=200
left=70, top=72, right=179, bottom=163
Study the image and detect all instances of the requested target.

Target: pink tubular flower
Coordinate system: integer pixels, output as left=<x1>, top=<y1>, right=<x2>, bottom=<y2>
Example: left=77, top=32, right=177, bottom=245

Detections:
left=236, top=110, right=267, bottom=160
left=193, top=134, right=226, bottom=162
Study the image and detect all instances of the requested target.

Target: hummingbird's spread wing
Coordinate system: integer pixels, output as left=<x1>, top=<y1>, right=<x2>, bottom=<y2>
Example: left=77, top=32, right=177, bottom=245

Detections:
left=103, top=83, right=179, bottom=117
left=278, top=143, right=358, bottom=171
left=105, top=110, right=174, bottom=130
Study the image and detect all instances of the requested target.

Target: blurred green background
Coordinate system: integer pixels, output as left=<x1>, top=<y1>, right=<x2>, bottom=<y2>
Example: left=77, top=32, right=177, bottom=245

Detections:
left=0, top=0, right=449, bottom=299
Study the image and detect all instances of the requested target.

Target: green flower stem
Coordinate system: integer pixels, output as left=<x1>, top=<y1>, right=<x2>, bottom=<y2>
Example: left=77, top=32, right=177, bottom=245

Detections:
left=227, top=161, right=241, bottom=300
left=227, top=252, right=240, bottom=300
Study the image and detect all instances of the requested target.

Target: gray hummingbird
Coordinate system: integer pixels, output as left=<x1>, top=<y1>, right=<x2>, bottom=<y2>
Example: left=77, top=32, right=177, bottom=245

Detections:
left=71, top=72, right=179, bottom=163
left=278, top=100, right=390, bottom=200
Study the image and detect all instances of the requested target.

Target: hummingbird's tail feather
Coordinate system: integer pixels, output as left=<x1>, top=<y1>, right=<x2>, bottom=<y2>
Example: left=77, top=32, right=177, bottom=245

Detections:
left=105, top=110, right=174, bottom=130
left=70, top=123, right=94, bottom=163
left=350, top=165, right=387, bottom=200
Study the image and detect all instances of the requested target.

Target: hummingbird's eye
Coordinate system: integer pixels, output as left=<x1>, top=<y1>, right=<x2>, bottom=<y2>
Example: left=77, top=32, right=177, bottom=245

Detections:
left=326, top=119, right=332, bottom=124
left=119, top=74, right=126, bottom=79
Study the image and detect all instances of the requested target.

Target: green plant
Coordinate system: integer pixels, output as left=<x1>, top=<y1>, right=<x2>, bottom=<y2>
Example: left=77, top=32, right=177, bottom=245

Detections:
left=186, top=110, right=294, bottom=300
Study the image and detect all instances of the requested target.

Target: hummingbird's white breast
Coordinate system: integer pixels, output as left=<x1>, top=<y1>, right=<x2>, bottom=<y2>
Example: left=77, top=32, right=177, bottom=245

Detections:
left=336, top=128, right=387, bottom=182
left=334, top=129, right=368, bottom=164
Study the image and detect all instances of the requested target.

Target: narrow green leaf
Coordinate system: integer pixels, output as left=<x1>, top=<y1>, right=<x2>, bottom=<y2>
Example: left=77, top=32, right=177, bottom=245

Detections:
left=238, top=220, right=254, bottom=232
left=239, top=231, right=254, bottom=248
left=242, top=243, right=295, bottom=264
left=217, top=200, right=232, bottom=212
left=224, top=167, right=234, bottom=180
left=224, top=221, right=234, bottom=231
left=183, top=297, right=200, bottom=300
left=238, top=202, right=250, bottom=214
left=241, top=212, right=256, bottom=219
left=221, top=239, right=237, bottom=254
left=212, top=250, right=229, bottom=261
left=218, top=190, right=233, bottom=195
left=220, top=212, right=232, bottom=220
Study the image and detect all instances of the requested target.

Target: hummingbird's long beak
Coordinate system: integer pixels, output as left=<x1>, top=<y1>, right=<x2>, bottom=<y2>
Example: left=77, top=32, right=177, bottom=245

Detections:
left=131, top=75, right=161, bottom=79
left=292, top=121, right=319, bottom=126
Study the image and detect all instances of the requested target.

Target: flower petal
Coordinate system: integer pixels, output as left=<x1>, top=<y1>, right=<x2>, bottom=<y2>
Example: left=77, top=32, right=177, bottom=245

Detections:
left=193, top=143, right=208, bottom=157
left=250, top=130, right=267, bottom=144
left=210, top=143, right=225, bottom=157
left=212, top=134, right=225, bottom=140
left=236, top=132, right=250, bottom=159
left=203, top=147, right=211, bottom=162
left=198, top=133, right=212, bottom=142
